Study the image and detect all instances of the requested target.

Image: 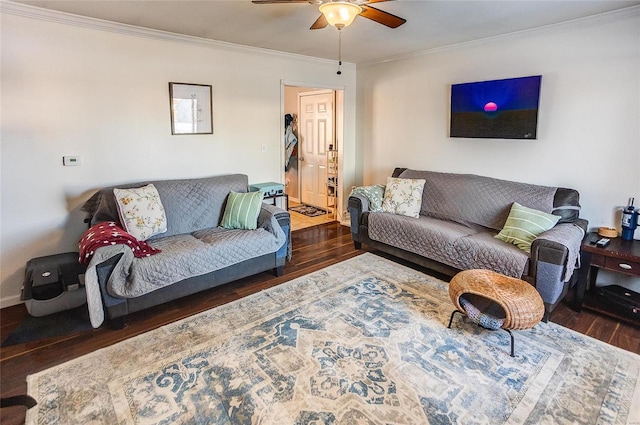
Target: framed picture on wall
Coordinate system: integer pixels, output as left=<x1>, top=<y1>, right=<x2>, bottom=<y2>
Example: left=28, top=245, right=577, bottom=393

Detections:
left=169, top=82, right=213, bottom=135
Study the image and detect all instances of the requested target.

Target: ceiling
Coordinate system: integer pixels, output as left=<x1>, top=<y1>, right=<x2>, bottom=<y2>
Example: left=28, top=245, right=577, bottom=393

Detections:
left=12, top=0, right=640, bottom=64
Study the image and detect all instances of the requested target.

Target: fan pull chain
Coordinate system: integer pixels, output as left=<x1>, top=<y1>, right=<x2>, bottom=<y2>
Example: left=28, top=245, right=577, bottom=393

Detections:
left=337, top=29, right=342, bottom=75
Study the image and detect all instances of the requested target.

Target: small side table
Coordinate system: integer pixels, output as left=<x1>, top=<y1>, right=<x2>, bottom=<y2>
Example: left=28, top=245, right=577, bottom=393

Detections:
left=263, top=193, right=289, bottom=211
left=574, top=232, right=640, bottom=321
left=249, top=182, right=288, bottom=211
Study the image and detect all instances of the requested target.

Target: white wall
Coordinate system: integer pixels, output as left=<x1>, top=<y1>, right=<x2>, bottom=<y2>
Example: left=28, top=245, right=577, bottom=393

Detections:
left=0, top=7, right=357, bottom=307
left=357, top=10, right=640, bottom=234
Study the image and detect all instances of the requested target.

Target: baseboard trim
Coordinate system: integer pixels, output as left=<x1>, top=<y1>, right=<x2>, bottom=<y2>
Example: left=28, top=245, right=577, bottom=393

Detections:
left=1, top=295, right=23, bottom=310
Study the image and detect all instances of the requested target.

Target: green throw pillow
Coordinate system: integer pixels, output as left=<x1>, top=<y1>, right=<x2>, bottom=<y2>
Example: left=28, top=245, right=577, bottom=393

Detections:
left=495, top=202, right=560, bottom=253
left=221, top=191, right=264, bottom=230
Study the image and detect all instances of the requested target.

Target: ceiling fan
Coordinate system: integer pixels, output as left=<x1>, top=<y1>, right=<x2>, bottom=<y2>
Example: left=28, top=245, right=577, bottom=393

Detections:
left=251, top=0, right=406, bottom=30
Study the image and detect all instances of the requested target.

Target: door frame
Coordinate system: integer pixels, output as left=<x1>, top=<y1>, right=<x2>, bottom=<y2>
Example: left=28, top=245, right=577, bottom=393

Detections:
left=281, top=80, right=345, bottom=218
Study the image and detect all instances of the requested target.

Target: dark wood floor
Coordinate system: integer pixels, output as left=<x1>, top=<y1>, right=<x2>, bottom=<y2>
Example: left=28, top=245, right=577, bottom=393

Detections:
left=2, top=222, right=639, bottom=424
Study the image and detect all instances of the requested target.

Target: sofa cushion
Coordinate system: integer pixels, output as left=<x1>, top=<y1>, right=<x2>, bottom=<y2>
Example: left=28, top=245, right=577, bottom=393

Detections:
left=452, top=231, right=530, bottom=277
left=220, top=191, right=263, bottom=230
left=394, top=168, right=580, bottom=224
left=459, top=295, right=506, bottom=330
left=495, top=202, right=560, bottom=253
left=106, top=225, right=286, bottom=298
left=368, top=213, right=529, bottom=278
left=113, top=184, right=167, bottom=241
left=82, top=174, right=249, bottom=238
left=398, top=169, right=557, bottom=230
left=381, top=177, right=426, bottom=218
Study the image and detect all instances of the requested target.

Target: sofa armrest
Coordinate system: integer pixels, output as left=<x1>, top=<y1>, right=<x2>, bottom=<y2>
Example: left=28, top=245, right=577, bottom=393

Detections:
left=259, top=203, right=290, bottom=227
left=348, top=194, right=371, bottom=248
left=531, top=220, right=587, bottom=266
left=81, top=244, right=134, bottom=327
left=95, top=252, right=129, bottom=321
left=259, top=203, right=291, bottom=261
left=348, top=194, right=370, bottom=228
left=529, top=220, right=587, bottom=305
left=348, top=193, right=370, bottom=214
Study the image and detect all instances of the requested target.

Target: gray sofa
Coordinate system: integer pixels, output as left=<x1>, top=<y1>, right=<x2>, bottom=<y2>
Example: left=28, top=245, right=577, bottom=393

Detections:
left=349, top=168, right=588, bottom=321
left=82, top=174, right=290, bottom=328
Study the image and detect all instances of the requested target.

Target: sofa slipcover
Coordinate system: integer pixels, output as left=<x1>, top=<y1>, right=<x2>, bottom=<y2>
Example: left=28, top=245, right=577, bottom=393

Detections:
left=349, top=168, right=587, bottom=321
left=82, top=174, right=291, bottom=328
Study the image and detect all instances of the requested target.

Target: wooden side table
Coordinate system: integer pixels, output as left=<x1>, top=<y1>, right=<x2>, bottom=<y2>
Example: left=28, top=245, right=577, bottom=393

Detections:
left=574, top=232, right=640, bottom=321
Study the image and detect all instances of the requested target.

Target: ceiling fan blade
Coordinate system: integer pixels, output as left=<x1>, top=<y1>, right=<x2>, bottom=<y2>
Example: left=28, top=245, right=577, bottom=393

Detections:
left=359, top=5, right=406, bottom=28
left=310, top=14, right=328, bottom=30
left=252, top=0, right=310, bottom=4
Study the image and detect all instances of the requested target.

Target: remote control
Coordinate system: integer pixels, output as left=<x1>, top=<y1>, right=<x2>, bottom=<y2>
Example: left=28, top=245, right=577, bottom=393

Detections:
left=596, top=238, right=610, bottom=247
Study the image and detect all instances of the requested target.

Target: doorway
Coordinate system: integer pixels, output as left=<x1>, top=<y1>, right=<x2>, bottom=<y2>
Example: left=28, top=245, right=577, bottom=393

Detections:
left=299, top=89, right=335, bottom=209
left=283, top=85, right=343, bottom=229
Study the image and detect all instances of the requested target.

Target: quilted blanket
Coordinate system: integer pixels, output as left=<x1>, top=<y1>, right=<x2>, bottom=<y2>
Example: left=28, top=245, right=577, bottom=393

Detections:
left=84, top=213, right=286, bottom=328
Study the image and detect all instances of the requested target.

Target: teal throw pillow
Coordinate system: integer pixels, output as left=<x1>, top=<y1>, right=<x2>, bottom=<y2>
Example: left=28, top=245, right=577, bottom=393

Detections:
left=349, top=184, right=385, bottom=212
left=221, top=191, right=264, bottom=230
left=495, top=202, right=560, bottom=253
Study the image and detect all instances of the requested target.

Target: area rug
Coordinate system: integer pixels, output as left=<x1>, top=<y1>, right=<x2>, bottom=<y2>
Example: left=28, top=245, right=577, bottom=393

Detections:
left=27, top=253, right=640, bottom=424
left=289, top=204, right=326, bottom=217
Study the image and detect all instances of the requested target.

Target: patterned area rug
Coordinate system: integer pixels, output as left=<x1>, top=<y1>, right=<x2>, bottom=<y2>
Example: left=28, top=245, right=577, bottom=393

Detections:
left=27, top=254, right=640, bottom=424
left=289, top=204, right=327, bottom=217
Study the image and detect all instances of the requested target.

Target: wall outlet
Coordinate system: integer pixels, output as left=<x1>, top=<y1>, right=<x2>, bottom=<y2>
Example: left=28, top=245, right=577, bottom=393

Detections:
left=261, top=144, right=267, bottom=153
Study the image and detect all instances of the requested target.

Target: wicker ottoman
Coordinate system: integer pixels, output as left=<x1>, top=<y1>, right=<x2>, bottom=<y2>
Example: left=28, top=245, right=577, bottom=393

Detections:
left=447, top=269, right=545, bottom=357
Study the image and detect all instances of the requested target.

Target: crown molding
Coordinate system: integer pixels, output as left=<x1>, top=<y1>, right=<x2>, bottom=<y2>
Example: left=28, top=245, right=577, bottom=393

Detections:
left=358, top=4, right=640, bottom=68
left=0, top=0, right=353, bottom=69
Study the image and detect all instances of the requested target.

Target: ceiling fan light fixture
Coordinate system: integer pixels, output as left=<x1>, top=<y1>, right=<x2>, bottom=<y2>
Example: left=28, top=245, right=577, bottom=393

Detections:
left=319, top=2, right=362, bottom=29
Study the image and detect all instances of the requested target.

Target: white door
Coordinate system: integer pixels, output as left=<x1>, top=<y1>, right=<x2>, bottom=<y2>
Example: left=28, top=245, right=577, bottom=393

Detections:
left=299, top=90, right=335, bottom=209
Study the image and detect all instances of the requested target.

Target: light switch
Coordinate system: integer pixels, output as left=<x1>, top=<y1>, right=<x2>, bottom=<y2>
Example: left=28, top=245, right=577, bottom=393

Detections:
left=63, top=156, right=81, bottom=166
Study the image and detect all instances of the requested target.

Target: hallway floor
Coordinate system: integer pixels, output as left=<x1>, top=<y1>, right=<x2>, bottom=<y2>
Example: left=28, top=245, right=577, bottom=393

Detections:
left=288, top=201, right=336, bottom=231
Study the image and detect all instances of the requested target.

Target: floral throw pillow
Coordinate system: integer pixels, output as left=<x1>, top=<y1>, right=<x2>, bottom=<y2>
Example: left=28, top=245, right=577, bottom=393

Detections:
left=113, top=184, right=167, bottom=241
left=381, top=177, right=426, bottom=218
